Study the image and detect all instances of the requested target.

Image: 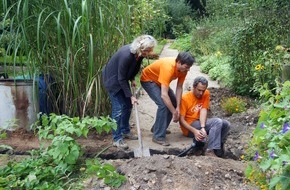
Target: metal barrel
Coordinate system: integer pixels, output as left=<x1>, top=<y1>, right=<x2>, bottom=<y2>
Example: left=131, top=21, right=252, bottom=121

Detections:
left=0, top=79, right=38, bottom=131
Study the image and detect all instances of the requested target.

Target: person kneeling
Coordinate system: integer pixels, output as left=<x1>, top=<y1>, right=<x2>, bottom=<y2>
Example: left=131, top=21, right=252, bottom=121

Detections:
left=179, top=76, right=231, bottom=157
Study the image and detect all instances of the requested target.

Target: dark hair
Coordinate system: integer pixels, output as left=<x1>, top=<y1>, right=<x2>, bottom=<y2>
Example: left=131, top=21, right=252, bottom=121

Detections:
left=176, top=52, right=195, bottom=66
left=193, top=76, right=208, bottom=88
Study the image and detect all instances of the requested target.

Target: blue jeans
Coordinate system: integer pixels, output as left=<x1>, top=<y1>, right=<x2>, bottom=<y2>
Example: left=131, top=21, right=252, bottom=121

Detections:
left=141, top=81, right=176, bottom=140
left=188, top=118, right=231, bottom=150
left=108, top=90, right=132, bottom=142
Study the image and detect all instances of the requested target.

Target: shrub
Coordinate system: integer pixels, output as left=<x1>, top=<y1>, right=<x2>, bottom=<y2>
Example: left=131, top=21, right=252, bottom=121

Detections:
left=170, top=34, right=192, bottom=51
left=220, top=96, right=246, bottom=115
left=245, top=81, right=290, bottom=190
left=252, top=47, right=289, bottom=96
left=207, top=54, right=232, bottom=84
left=199, top=55, right=218, bottom=74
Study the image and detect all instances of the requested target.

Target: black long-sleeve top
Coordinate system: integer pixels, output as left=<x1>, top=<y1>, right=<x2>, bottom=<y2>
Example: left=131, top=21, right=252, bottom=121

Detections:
left=102, top=44, right=144, bottom=98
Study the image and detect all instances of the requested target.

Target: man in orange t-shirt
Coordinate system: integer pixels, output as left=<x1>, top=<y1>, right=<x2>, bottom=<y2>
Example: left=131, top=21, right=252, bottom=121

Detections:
left=180, top=76, right=231, bottom=157
left=141, top=52, right=195, bottom=146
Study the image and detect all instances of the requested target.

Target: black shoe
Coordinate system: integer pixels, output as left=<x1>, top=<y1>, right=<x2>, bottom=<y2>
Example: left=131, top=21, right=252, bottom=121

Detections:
left=214, top=143, right=225, bottom=157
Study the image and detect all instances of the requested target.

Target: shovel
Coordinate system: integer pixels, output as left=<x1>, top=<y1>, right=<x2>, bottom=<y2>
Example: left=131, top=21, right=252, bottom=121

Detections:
left=133, top=89, right=150, bottom=157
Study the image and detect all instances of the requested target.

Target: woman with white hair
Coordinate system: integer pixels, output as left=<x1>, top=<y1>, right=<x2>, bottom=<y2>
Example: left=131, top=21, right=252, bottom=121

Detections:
left=102, top=35, right=157, bottom=149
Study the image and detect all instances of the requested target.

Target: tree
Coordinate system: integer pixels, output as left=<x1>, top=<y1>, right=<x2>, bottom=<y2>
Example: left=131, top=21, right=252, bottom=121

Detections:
left=186, top=0, right=207, bottom=18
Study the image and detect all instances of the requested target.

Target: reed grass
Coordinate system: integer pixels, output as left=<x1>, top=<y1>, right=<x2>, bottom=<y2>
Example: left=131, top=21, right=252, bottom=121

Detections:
left=1, top=0, right=136, bottom=117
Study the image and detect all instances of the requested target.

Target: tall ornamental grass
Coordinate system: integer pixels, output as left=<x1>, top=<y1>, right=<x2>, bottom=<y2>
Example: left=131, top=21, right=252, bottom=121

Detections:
left=1, top=0, right=135, bottom=117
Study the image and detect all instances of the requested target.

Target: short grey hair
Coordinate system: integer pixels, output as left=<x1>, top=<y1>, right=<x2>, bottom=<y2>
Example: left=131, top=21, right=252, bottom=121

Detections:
left=130, top=35, right=157, bottom=56
left=193, top=76, right=208, bottom=88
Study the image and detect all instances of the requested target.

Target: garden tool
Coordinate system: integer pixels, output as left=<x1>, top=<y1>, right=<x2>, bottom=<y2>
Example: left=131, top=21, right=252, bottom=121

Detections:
left=133, top=87, right=150, bottom=157
left=177, top=142, right=196, bottom=157
left=177, top=139, right=206, bottom=157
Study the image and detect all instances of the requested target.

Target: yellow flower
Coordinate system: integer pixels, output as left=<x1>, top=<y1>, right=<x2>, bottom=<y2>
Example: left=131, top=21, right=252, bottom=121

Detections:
left=275, top=45, right=285, bottom=51
left=215, top=51, right=222, bottom=57
left=240, top=155, right=245, bottom=160
left=255, top=64, right=262, bottom=70
left=79, top=167, right=86, bottom=172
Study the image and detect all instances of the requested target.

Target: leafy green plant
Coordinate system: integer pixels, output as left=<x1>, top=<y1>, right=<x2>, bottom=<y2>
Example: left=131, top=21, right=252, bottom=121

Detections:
left=0, top=152, right=69, bottom=189
left=0, top=119, right=18, bottom=139
left=170, top=34, right=192, bottom=51
left=131, top=0, right=169, bottom=37
left=200, top=53, right=229, bottom=75
left=252, top=47, right=289, bottom=95
left=228, top=0, right=289, bottom=96
left=245, top=81, right=290, bottom=190
left=199, top=55, right=218, bottom=74
left=0, top=114, right=124, bottom=189
left=34, top=113, right=116, bottom=140
left=220, top=96, right=246, bottom=115
left=85, top=159, right=126, bottom=188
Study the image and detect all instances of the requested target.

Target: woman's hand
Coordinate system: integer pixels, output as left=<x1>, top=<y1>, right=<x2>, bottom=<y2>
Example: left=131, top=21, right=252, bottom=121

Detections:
left=131, top=80, right=136, bottom=87
left=131, top=96, right=138, bottom=105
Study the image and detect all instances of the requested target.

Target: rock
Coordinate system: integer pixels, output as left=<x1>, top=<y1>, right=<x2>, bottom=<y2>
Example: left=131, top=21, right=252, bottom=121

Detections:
left=225, top=173, right=231, bottom=180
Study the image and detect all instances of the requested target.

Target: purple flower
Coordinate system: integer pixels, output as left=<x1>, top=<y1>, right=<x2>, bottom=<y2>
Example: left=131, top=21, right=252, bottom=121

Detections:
left=282, top=161, right=288, bottom=166
left=282, top=122, right=290, bottom=134
left=254, top=151, right=262, bottom=161
left=269, top=149, right=278, bottom=159
left=260, top=122, right=265, bottom=129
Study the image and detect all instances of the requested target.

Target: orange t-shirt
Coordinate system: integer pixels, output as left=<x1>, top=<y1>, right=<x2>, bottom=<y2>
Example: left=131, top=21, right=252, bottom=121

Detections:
left=140, top=57, right=186, bottom=87
left=179, top=90, right=210, bottom=136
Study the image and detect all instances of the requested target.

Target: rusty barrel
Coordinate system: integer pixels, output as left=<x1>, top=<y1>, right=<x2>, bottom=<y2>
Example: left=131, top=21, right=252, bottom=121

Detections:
left=0, top=79, right=38, bottom=130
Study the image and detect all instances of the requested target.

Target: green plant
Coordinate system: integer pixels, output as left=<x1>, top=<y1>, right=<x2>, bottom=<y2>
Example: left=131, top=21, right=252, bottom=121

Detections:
left=228, top=0, right=289, bottom=96
left=34, top=113, right=116, bottom=140
left=163, top=0, right=194, bottom=38
left=220, top=96, right=246, bottom=115
left=1, top=0, right=137, bottom=117
left=170, top=34, right=192, bottom=51
left=0, top=119, right=18, bottom=139
left=245, top=81, right=290, bottom=190
left=0, top=114, right=124, bottom=189
left=130, top=0, right=169, bottom=38
left=85, top=159, right=126, bottom=188
left=252, top=47, right=289, bottom=95
left=200, top=54, right=219, bottom=74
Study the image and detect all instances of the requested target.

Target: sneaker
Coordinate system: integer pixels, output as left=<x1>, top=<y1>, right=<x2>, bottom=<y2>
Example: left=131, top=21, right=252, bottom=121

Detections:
left=204, top=149, right=217, bottom=157
left=150, top=127, right=171, bottom=134
left=122, top=133, right=138, bottom=140
left=113, top=139, right=129, bottom=150
left=152, top=138, right=170, bottom=146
